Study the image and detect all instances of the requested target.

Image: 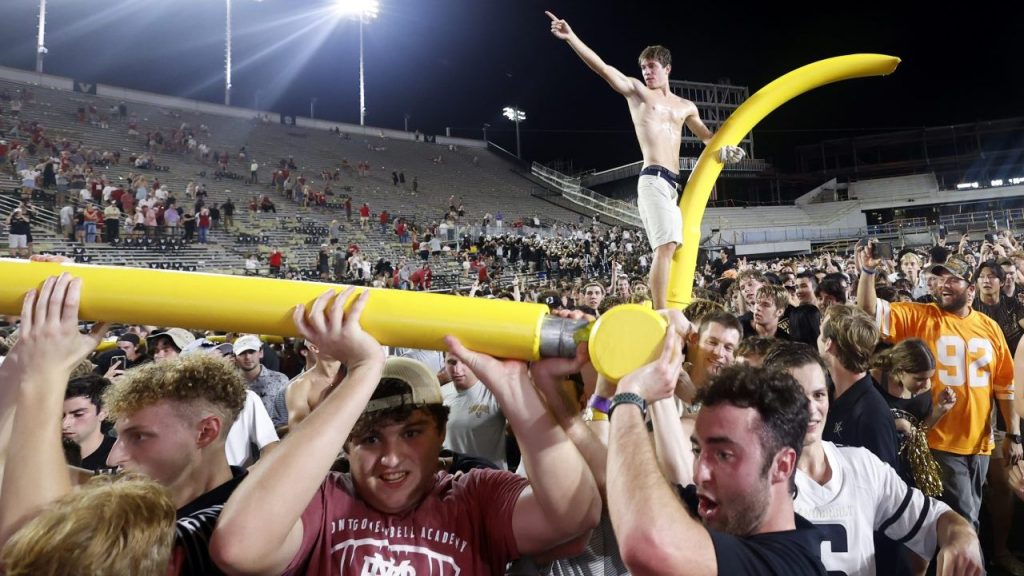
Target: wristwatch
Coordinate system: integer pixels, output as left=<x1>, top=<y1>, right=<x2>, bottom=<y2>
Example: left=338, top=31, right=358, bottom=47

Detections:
left=1008, top=434, right=1023, bottom=445
left=609, top=392, right=646, bottom=418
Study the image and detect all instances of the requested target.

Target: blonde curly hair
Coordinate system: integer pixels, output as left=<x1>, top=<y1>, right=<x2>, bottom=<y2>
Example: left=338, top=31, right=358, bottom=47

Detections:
left=103, top=353, right=246, bottom=438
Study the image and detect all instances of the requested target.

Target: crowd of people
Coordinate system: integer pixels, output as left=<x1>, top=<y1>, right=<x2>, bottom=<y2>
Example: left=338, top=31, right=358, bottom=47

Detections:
left=3, top=75, right=1024, bottom=576
left=2, top=222, right=1024, bottom=575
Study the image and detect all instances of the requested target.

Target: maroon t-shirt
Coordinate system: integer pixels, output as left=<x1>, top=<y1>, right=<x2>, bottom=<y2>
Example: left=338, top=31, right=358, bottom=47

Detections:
left=283, top=469, right=528, bottom=576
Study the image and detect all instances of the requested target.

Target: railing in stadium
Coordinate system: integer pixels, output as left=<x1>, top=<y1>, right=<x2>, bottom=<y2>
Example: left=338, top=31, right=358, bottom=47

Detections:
left=530, top=163, right=643, bottom=227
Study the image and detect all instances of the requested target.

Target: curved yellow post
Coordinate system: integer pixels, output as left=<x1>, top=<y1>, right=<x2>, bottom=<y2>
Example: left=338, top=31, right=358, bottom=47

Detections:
left=667, top=54, right=900, bottom=308
left=0, top=259, right=549, bottom=361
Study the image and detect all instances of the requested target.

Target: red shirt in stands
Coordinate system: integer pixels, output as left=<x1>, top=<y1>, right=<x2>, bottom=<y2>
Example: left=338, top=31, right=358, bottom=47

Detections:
left=282, top=469, right=527, bottom=576
left=414, top=267, right=433, bottom=290
left=269, top=251, right=283, bottom=268
left=359, top=205, right=370, bottom=218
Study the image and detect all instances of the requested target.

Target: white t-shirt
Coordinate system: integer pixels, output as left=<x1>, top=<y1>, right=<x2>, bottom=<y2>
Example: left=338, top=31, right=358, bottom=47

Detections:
left=795, top=441, right=951, bottom=576
left=225, top=390, right=280, bottom=467
left=442, top=380, right=507, bottom=469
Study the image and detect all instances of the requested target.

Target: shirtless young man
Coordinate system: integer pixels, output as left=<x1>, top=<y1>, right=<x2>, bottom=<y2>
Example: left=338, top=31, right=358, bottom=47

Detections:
left=548, top=11, right=745, bottom=309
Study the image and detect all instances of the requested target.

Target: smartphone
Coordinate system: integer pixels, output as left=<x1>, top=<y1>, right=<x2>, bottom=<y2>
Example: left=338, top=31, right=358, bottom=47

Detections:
left=985, top=233, right=996, bottom=243
left=108, top=352, right=127, bottom=371
left=872, top=242, right=893, bottom=260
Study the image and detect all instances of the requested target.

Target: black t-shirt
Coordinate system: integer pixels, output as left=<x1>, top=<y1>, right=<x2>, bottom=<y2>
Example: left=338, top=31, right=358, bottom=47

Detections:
left=824, top=374, right=900, bottom=470
left=260, top=345, right=281, bottom=373
left=710, top=258, right=735, bottom=278
left=677, top=484, right=826, bottom=575
left=80, top=434, right=116, bottom=471
left=176, top=467, right=247, bottom=576
left=973, top=297, right=1024, bottom=354
left=873, top=373, right=932, bottom=423
left=874, top=373, right=932, bottom=489
left=9, top=215, right=30, bottom=235
left=786, top=304, right=821, bottom=347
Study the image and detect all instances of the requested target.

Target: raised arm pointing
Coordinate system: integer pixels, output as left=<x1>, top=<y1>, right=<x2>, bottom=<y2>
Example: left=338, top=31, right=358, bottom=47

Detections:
left=547, top=11, right=638, bottom=96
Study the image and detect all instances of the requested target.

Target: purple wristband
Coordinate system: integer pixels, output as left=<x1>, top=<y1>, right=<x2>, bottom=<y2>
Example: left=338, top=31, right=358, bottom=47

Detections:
left=587, top=395, right=612, bottom=414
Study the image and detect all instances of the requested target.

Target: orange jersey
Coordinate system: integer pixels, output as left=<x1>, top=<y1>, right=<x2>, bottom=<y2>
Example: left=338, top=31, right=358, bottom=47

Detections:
left=877, top=301, right=1014, bottom=455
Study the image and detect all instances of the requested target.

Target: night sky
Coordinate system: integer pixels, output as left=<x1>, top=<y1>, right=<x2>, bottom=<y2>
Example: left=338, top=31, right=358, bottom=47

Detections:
left=0, top=0, right=1020, bottom=172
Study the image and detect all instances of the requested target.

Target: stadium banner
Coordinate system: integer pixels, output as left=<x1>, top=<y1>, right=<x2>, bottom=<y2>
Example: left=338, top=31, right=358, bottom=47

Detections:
left=73, top=80, right=97, bottom=94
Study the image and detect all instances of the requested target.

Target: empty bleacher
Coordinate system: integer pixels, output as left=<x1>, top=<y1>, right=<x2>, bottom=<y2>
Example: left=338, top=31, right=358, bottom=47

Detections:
left=0, top=74, right=592, bottom=284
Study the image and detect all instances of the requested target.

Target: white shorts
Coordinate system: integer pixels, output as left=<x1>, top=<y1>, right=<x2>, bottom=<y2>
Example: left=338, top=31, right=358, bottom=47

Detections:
left=8, top=234, right=27, bottom=249
left=637, top=174, right=682, bottom=250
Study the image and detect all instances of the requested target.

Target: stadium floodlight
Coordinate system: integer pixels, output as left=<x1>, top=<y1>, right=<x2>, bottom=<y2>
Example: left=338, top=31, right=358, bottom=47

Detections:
left=334, top=0, right=379, bottom=19
left=224, top=0, right=264, bottom=107
left=956, top=182, right=979, bottom=190
left=36, top=0, right=47, bottom=73
left=991, top=179, right=1004, bottom=187
left=1010, top=177, right=1024, bottom=186
left=225, top=0, right=232, bottom=105
left=503, top=107, right=526, bottom=159
left=335, top=0, right=379, bottom=126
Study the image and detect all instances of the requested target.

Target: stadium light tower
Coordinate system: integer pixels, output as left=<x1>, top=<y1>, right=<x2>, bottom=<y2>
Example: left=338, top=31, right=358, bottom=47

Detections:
left=334, top=0, right=379, bottom=126
left=224, top=0, right=235, bottom=105
left=503, top=107, right=526, bottom=159
left=36, top=0, right=48, bottom=73
left=225, top=0, right=263, bottom=107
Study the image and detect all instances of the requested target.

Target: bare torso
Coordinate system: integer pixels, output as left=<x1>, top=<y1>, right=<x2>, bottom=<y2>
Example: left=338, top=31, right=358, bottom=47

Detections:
left=627, top=85, right=698, bottom=174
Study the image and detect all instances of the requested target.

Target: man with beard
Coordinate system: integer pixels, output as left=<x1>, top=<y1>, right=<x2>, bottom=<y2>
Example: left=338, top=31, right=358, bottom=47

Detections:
left=857, top=244, right=1020, bottom=531
left=607, top=361, right=826, bottom=575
